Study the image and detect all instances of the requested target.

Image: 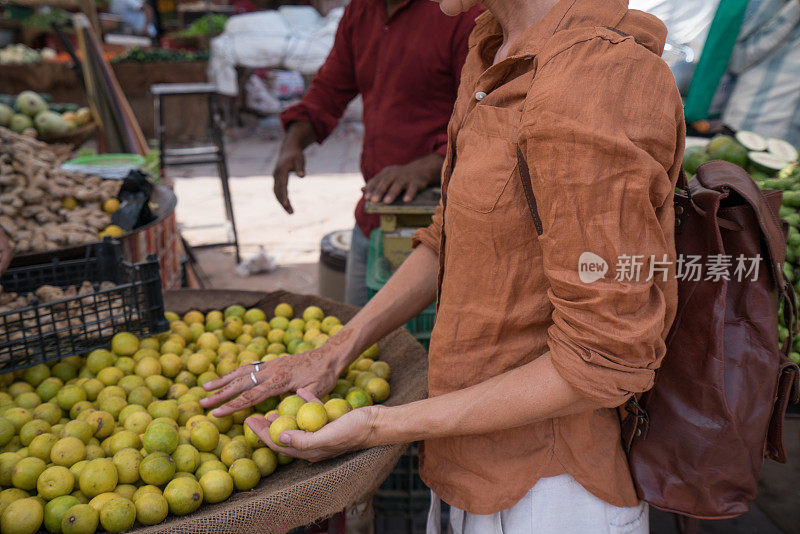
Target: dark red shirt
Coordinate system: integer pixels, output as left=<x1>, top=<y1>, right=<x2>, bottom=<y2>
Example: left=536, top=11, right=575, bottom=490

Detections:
left=280, top=0, right=481, bottom=237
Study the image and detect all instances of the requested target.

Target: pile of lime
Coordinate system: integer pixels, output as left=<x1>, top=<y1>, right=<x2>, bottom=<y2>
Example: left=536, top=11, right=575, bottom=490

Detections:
left=0, top=302, right=391, bottom=534
left=267, top=344, right=390, bottom=446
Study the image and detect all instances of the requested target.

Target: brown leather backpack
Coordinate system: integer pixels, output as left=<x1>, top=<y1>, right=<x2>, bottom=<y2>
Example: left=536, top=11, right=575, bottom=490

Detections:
left=518, top=155, right=799, bottom=518
left=624, top=161, right=799, bottom=519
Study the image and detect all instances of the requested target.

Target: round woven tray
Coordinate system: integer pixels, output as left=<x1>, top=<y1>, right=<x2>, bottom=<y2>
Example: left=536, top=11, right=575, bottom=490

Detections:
left=137, top=288, right=429, bottom=534
left=40, top=122, right=97, bottom=148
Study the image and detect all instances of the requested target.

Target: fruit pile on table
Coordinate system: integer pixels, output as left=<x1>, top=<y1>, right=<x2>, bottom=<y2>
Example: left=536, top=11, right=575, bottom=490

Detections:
left=0, top=303, right=391, bottom=534
left=0, top=91, right=92, bottom=140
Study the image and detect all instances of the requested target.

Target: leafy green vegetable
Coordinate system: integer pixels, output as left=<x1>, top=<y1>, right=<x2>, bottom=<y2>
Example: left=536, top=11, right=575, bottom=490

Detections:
left=20, top=9, right=71, bottom=31
left=142, top=149, right=161, bottom=180
left=111, top=48, right=210, bottom=63
left=178, top=14, right=228, bottom=37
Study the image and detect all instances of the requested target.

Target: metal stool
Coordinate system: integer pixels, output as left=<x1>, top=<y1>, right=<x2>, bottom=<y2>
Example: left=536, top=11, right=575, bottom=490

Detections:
left=151, top=82, right=241, bottom=263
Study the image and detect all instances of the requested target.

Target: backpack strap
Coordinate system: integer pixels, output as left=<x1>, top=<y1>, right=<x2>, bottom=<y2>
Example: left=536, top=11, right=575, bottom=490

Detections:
left=516, top=145, right=543, bottom=236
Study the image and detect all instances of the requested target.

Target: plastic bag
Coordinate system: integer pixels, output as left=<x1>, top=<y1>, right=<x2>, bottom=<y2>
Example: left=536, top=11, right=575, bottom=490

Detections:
left=235, top=246, right=276, bottom=277
left=245, top=74, right=282, bottom=115
left=629, top=0, right=721, bottom=52
left=111, top=170, right=155, bottom=231
left=208, top=7, right=343, bottom=95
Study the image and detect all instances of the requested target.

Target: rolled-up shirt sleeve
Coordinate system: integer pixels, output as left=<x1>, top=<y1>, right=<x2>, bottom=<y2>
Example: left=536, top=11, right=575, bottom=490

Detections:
left=521, top=36, right=682, bottom=408
left=413, top=201, right=443, bottom=254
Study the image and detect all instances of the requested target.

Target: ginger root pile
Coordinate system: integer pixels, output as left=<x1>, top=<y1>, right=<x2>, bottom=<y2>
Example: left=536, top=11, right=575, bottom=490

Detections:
left=0, top=127, right=121, bottom=254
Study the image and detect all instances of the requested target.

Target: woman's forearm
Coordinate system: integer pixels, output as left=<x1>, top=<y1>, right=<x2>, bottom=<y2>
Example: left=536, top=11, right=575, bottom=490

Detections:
left=368, top=352, right=599, bottom=445
left=330, top=244, right=438, bottom=373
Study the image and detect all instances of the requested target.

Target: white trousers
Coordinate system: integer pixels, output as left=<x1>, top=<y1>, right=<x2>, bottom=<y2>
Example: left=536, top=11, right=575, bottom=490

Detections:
left=426, top=474, right=649, bottom=534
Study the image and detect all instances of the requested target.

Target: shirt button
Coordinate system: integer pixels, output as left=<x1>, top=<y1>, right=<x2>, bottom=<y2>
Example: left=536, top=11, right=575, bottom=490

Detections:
left=475, top=91, right=487, bottom=101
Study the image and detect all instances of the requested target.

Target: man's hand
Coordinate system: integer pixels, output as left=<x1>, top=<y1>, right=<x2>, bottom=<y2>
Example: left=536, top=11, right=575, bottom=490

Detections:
left=363, top=153, right=444, bottom=204
left=245, top=388, right=382, bottom=462
left=272, top=121, right=318, bottom=214
left=200, top=329, right=356, bottom=416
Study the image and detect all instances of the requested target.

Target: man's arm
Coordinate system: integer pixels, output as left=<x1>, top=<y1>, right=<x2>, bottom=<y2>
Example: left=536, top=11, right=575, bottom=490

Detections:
left=358, top=8, right=480, bottom=205
left=273, top=121, right=318, bottom=213
left=279, top=5, right=359, bottom=141
left=273, top=5, right=359, bottom=213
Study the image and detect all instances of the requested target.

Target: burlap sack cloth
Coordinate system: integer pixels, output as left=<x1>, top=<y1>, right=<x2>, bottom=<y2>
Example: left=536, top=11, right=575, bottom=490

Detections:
left=136, top=289, right=428, bottom=534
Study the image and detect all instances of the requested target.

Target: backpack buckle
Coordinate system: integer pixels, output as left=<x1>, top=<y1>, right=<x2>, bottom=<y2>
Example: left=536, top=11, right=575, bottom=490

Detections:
left=626, top=398, right=649, bottom=438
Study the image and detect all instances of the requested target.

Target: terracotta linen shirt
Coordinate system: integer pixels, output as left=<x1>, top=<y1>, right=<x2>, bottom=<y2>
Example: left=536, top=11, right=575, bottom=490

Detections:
left=413, top=0, right=686, bottom=515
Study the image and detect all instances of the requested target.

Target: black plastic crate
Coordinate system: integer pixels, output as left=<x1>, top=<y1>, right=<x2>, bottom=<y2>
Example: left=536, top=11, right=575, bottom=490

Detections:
left=0, top=241, right=169, bottom=372
left=374, top=443, right=450, bottom=534
left=378, top=443, right=426, bottom=493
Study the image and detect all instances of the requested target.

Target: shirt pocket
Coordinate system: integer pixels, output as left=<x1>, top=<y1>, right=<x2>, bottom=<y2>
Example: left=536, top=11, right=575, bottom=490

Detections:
left=448, top=105, right=521, bottom=214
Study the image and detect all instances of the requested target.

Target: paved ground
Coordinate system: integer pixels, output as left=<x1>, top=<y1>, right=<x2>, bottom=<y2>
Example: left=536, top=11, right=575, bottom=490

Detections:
left=171, top=120, right=364, bottom=294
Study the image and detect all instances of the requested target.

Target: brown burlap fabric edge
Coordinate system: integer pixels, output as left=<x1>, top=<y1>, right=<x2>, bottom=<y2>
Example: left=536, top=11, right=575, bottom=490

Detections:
left=134, top=289, right=429, bottom=534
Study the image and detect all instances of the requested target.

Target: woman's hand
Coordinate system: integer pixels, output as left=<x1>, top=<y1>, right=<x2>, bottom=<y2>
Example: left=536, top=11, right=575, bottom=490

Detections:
left=245, top=388, right=383, bottom=462
left=200, top=330, right=357, bottom=417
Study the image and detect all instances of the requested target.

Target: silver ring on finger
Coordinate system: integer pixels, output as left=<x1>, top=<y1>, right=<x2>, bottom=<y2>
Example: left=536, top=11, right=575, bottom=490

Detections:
left=250, top=371, right=259, bottom=386
left=252, top=362, right=261, bottom=373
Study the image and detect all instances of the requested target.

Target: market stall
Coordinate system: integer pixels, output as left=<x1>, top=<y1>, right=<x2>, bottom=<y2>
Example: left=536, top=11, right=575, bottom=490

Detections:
left=2, top=0, right=800, bottom=531
left=0, top=284, right=427, bottom=533
left=0, top=57, right=210, bottom=140
left=0, top=1, right=437, bottom=533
